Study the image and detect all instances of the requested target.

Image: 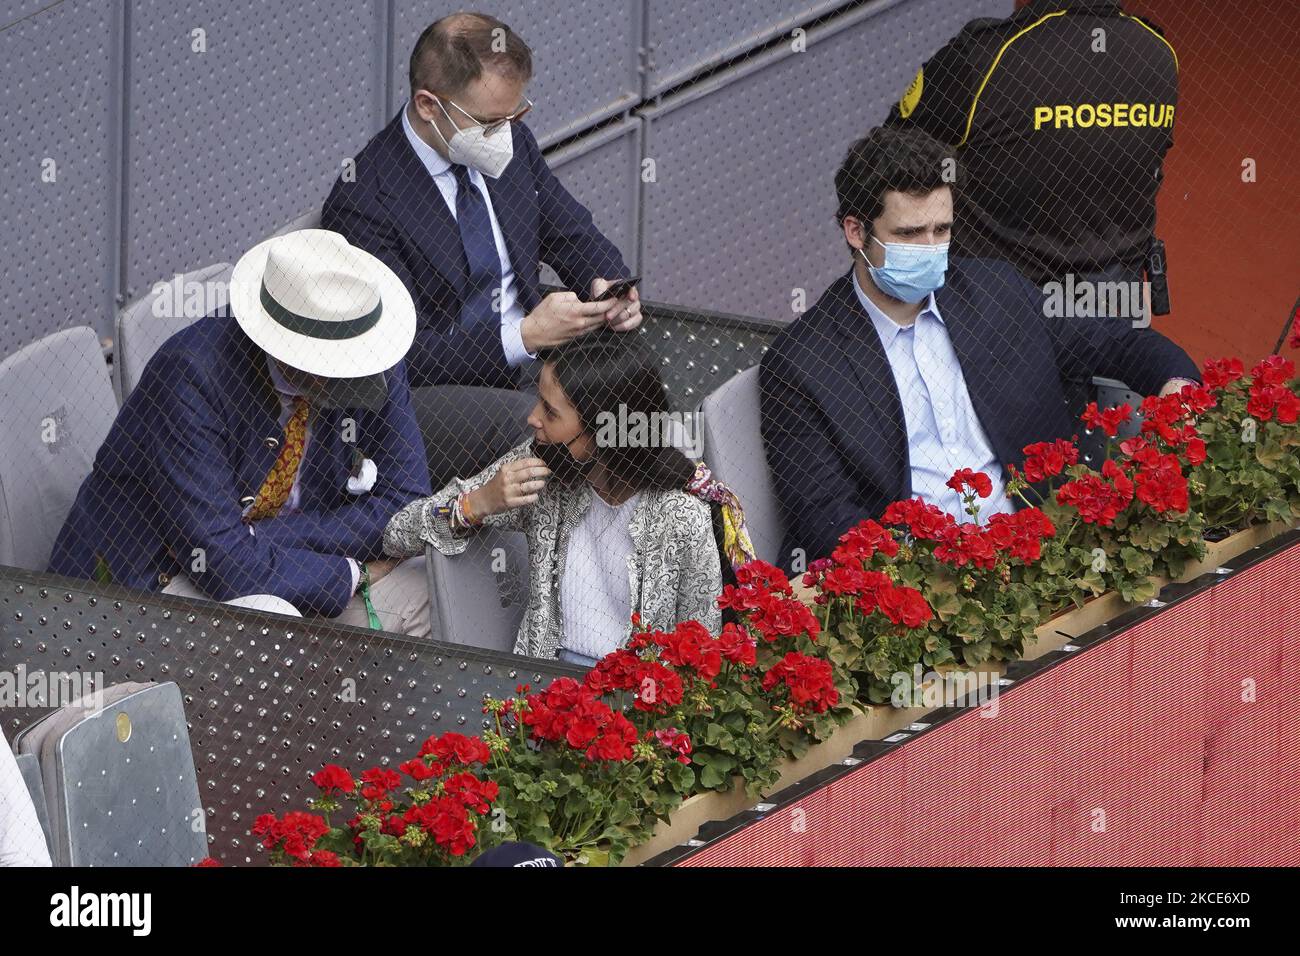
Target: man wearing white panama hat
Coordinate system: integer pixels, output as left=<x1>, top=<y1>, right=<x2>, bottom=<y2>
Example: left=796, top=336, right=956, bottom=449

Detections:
left=49, top=230, right=435, bottom=636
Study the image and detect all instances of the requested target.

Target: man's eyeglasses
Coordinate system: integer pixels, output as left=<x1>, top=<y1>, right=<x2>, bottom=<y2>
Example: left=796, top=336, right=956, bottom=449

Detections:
left=436, top=94, right=534, bottom=135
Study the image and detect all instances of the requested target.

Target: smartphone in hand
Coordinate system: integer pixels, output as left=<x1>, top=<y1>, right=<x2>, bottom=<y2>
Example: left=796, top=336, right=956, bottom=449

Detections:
left=592, top=276, right=640, bottom=302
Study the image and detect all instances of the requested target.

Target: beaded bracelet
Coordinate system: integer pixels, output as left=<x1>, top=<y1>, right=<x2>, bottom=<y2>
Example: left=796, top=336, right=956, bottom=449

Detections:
left=460, top=491, right=478, bottom=526
left=433, top=492, right=482, bottom=532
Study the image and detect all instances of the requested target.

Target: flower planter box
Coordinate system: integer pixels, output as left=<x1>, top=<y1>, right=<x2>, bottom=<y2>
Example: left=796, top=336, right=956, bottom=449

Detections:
left=618, top=519, right=1295, bottom=865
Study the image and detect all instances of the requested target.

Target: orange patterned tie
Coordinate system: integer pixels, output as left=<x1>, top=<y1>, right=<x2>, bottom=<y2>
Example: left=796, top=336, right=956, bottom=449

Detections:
left=245, top=397, right=311, bottom=522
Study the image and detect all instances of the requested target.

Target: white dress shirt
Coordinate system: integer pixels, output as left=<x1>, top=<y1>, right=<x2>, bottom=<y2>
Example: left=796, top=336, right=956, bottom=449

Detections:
left=559, top=490, right=643, bottom=660
left=401, top=104, right=534, bottom=366
left=853, top=271, right=1015, bottom=522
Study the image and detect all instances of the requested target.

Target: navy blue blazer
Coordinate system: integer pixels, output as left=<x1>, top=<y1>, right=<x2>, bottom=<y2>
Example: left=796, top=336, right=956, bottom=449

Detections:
left=322, top=112, right=629, bottom=389
left=759, top=257, right=1201, bottom=569
left=47, top=313, right=432, bottom=616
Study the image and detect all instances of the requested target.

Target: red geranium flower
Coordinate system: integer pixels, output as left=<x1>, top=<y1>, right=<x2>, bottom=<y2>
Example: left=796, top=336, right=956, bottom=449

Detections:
left=1251, top=355, right=1295, bottom=388
left=630, top=661, right=684, bottom=712
left=733, top=560, right=793, bottom=595
left=443, top=772, right=499, bottom=814
left=653, top=727, right=693, bottom=764
left=652, top=620, right=723, bottom=681
left=1132, top=451, right=1189, bottom=513
left=358, top=767, right=401, bottom=801
left=311, top=764, right=355, bottom=795
left=252, top=810, right=330, bottom=862
left=1202, top=357, right=1244, bottom=389
left=717, top=622, right=757, bottom=666
left=748, top=593, right=821, bottom=642
left=583, top=648, right=642, bottom=695
left=1056, top=470, right=1131, bottom=526
left=399, top=757, right=438, bottom=781
left=1021, top=439, right=1079, bottom=483
left=881, top=497, right=957, bottom=540
left=761, top=653, right=839, bottom=714
left=832, top=519, right=900, bottom=565
left=934, top=523, right=998, bottom=570
left=985, top=507, right=1056, bottom=563
left=946, top=468, right=993, bottom=499
left=1080, top=401, right=1133, bottom=437
left=587, top=712, right=638, bottom=762
left=876, top=583, right=934, bottom=628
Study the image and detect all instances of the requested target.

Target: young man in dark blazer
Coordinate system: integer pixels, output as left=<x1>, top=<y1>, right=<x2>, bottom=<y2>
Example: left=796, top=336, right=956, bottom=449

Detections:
left=322, top=11, right=640, bottom=390
left=759, top=126, right=1199, bottom=571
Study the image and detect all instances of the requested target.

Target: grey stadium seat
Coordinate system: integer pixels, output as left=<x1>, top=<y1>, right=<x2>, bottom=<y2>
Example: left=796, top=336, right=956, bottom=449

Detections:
left=410, top=385, right=536, bottom=489
left=18, top=681, right=206, bottom=867
left=113, top=261, right=232, bottom=401
left=1077, top=375, right=1143, bottom=467
left=425, top=527, right=530, bottom=653
left=698, top=365, right=785, bottom=566
left=0, top=327, right=118, bottom=571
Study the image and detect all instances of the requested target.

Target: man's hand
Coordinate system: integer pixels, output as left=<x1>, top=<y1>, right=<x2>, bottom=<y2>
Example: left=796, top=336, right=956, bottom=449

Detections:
left=590, top=277, right=643, bottom=333
left=473, top=457, right=552, bottom=517
left=1158, top=377, right=1198, bottom=398
left=520, top=291, right=612, bottom=353
left=365, top=558, right=400, bottom=586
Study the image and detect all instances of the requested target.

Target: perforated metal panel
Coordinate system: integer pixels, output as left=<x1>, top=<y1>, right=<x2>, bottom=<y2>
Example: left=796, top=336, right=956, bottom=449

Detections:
left=636, top=305, right=779, bottom=410
left=645, top=0, right=848, bottom=95
left=122, top=0, right=385, bottom=299
left=0, top=0, right=119, bottom=353
left=390, top=0, right=642, bottom=147
left=543, top=116, right=643, bottom=282
left=0, top=567, right=584, bottom=865
left=638, top=0, right=1012, bottom=321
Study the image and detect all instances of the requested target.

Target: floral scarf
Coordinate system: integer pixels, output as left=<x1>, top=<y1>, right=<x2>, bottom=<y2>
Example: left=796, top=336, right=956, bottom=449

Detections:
left=685, top=462, right=757, bottom=570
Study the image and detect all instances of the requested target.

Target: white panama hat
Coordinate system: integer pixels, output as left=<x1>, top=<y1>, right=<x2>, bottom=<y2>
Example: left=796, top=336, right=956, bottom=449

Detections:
left=229, top=229, right=416, bottom=384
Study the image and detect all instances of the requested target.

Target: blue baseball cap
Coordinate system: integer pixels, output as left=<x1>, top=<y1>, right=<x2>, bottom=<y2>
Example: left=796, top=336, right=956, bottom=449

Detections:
left=470, top=842, right=563, bottom=867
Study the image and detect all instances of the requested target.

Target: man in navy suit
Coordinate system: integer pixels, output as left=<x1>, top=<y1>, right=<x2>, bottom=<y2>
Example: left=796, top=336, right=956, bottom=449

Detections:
left=760, top=126, right=1200, bottom=571
left=322, top=11, right=641, bottom=390
left=48, top=230, right=434, bottom=635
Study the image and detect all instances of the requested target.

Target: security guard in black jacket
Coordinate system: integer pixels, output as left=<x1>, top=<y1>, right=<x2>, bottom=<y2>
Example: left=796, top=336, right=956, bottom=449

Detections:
left=884, top=0, right=1178, bottom=305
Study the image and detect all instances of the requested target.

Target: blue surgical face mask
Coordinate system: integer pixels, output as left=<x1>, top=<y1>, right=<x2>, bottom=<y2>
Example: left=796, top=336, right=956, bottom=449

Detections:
left=859, top=235, right=949, bottom=304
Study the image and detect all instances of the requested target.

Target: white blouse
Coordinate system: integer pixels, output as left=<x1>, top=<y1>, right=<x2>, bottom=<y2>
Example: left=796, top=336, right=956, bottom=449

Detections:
left=558, top=490, right=643, bottom=660
left=1, top=726, right=51, bottom=866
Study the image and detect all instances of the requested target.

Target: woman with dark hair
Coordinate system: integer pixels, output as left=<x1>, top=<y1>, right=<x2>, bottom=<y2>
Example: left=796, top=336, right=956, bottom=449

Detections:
left=382, top=333, right=753, bottom=663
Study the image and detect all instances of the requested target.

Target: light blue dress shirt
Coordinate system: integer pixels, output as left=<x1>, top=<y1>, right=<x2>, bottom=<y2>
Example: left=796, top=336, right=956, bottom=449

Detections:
left=401, top=105, right=533, bottom=366
left=852, top=270, right=1014, bottom=522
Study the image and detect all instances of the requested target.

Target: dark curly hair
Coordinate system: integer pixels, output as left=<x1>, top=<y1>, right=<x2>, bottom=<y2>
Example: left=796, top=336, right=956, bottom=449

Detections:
left=834, top=126, right=957, bottom=227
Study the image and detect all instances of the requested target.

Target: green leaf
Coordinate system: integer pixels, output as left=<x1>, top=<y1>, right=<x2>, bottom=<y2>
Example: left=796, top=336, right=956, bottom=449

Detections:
left=698, top=763, right=726, bottom=789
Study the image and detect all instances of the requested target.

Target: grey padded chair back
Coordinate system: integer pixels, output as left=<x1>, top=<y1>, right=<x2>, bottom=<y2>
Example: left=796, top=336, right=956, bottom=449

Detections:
left=1092, top=377, right=1143, bottom=439
left=18, top=681, right=205, bottom=867
left=272, top=207, right=323, bottom=237
left=113, top=262, right=232, bottom=401
left=1078, top=376, right=1144, bottom=467
left=425, top=529, right=530, bottom=653
left=14, top=752, right=54, bottom=859
left=0, top=327, right=118, bottom=571
left=698, top=365, right=784, bottom=566
left=410, top=385, right=536, bottom=489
